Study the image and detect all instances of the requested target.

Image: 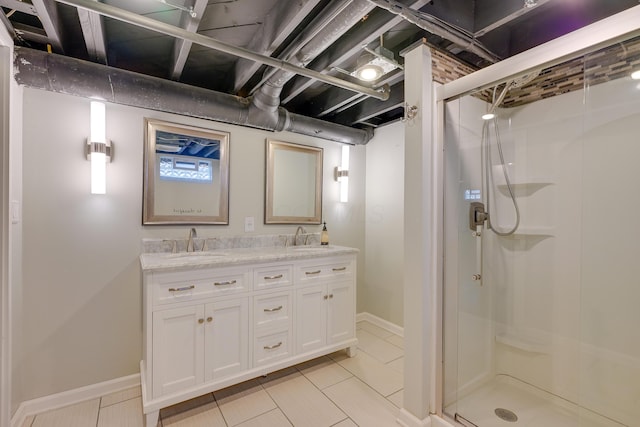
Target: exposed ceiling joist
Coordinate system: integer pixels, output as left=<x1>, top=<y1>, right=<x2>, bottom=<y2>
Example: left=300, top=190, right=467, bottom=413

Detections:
left=170, top=0, right=207, bottom=80
left=232, top=0, right=323, bottom=93
left=280, top=0, right=431, bottom=105
left=0, top=0, right=37, bottom=15
left=474, top=0, right=551, bottom=37
left=31, top=0, right=63, bottom=52
left=78, top=0, right=106, bottom=63
left=335, top=80, right=404, bottom=125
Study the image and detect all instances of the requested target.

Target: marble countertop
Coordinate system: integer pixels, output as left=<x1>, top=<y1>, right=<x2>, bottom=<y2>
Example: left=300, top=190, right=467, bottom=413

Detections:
left=140, top=245, right=358, bottom=272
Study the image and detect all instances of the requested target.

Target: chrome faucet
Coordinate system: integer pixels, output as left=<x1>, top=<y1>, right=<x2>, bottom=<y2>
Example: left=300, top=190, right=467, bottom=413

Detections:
left=294, top=226, right=306, bottom=246
left=187, top=227, right=197, bottom=252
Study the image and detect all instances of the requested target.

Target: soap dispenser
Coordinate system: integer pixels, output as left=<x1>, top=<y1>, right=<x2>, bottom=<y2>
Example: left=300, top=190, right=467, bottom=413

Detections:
left=321, top=222, right=329, bottom=246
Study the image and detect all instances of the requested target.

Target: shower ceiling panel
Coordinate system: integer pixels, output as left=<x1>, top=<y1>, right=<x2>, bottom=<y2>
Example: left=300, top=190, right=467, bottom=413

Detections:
left=0, top=0, right=637, bottom=129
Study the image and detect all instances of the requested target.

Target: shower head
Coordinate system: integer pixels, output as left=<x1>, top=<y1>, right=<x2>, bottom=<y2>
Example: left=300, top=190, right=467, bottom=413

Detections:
left=483, top=70, right=541, bottom=119
left=510, top=70, right=540, bottom=88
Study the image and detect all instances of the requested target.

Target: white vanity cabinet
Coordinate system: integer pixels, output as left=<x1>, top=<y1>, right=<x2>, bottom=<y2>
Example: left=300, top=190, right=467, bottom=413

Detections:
left=295, top=259, right=355, bottom=354
left=151, top=297, right=248, bottom=397
left=140, top=249, right=357, bottom=427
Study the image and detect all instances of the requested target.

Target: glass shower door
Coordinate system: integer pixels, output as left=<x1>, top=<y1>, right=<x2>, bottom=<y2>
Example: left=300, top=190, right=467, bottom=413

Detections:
left=443, top=94, right=496, bottom=425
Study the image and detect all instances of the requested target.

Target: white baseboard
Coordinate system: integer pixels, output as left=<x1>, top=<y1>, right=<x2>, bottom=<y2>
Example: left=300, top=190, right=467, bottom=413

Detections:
left=11, top=373, right=140, bottom=427
left=396, top=408, right=432, bottom=427
left=430, top=414, right=457, bottom=427
left=356, top=312, right=404, bottom=337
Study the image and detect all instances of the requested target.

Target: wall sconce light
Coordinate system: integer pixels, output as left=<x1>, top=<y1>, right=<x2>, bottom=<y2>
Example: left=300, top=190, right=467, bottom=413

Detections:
left=85, top=100, right=112, bottom=194
left=335, top=145, right=350, bottom=203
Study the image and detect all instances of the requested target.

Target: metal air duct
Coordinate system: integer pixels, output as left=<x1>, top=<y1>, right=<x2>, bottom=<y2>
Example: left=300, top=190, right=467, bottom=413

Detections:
left=14, top=48, right=372, bottom=144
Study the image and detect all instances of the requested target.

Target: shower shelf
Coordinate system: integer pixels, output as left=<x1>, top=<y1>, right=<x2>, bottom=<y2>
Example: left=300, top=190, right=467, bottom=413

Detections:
left=495, top=333, right=549, bottom=354
left=500, top=226, right=554, bottom=239
left=497, top=180, right=554, bottom=195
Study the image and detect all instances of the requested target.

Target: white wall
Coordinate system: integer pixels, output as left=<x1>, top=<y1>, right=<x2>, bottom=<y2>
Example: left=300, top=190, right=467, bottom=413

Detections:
left=18, top=87, right=366, bottom=400
left=364, top=121, right=404, bottom=326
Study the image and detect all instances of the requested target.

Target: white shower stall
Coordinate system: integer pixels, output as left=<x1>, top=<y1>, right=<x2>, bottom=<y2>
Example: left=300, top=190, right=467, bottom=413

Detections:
left=441, top=34, right=640, bottom=427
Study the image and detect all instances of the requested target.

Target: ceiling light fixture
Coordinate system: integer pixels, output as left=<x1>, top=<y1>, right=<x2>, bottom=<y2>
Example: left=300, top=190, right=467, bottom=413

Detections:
left=334, top=35, right=402, bottom=83
left=351, top=46, right=402, bottom=82
left=631, top=70, right=640, bottom=80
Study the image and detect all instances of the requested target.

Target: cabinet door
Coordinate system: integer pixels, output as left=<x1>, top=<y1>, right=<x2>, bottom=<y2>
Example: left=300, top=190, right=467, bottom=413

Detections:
left=296, top=285, right=327, bottom=353
left=204, top=298, right=248, bottom=382
left=327, top=281, right=355, bottom=344
left=152, top=305, right=204, bottom=397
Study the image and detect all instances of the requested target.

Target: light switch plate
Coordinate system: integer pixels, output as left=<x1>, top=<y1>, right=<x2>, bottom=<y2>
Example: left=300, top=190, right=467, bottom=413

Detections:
left=244, top=216, right=254, bottom=232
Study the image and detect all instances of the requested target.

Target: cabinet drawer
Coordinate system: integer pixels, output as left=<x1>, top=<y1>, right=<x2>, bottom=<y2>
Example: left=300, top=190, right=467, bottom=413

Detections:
left=153, top=270, right=248, bottom=306
left=254, top=292, right=291, bottom=330
left=295, top=259, right=353, bottom=285
left=254, top=329, right=292, bottom=366
left=253, top=265, right=293, bottom=290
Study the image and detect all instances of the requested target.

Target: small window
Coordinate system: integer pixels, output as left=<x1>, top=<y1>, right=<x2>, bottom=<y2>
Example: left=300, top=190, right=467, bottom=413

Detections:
left=159, top=155, right=213, bottom=183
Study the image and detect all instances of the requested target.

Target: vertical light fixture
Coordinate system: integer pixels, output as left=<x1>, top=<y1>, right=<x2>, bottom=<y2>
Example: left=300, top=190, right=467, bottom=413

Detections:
left=335, top=145, right=350, bottom=203
left=86, top=100, right=112, bottom=194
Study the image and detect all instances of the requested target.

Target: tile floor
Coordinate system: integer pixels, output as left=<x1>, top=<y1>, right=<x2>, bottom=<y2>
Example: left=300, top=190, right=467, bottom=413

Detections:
left=21, top=321, right=404, bottom=427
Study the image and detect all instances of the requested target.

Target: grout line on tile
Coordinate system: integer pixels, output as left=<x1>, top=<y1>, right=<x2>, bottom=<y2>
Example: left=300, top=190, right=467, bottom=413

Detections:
left=385, top=355, right=404, bottom=364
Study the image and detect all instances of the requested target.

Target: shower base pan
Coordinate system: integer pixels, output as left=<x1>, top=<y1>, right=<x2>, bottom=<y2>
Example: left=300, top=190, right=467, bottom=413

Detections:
left=446, top=375, right=626, bottom=427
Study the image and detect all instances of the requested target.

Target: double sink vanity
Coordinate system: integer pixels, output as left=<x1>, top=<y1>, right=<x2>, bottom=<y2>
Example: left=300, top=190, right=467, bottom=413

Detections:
left=139, top=236, right=359, bottom=426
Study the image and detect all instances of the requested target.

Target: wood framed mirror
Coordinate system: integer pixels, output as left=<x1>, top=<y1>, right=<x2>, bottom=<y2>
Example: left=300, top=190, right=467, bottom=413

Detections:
left=265, top=139, right=323, bottom=224
left=143, top=118, right=230, bottom=224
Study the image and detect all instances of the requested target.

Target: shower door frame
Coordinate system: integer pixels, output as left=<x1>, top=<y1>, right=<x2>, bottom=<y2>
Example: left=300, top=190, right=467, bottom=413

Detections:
left=431, top=6, right=640, bottom=425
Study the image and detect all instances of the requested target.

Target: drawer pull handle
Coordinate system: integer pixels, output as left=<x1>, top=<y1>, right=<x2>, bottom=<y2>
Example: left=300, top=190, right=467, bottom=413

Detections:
left=168, top=285, right=195, bottom=292
left=264, top=342, right=283, bottom=350
left=264, top=274, right=283, bottom=280
left=305, top=270, right=321, bottom=275
left=332, top=267, right=347, bottom=272
left=214, top=280, right=237, bottom=286
left=264, top=305, right=283, bottom=312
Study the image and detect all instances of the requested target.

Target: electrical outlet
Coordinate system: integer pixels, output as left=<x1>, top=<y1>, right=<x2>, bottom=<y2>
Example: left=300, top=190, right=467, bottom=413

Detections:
left=244, top=216, right=255, bottom=232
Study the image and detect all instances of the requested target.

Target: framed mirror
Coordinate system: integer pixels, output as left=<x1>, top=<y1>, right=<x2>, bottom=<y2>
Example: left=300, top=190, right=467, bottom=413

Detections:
left=143, top=118, right=230, bottom=224
left=265, top=139, right=323, bottom=224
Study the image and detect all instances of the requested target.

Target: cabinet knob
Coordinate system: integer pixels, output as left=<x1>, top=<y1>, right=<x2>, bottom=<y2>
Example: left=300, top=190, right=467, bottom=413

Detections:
left=323, top=295, right=328, bottom=300
left=198, top=318, right=204, bottom=324
left=329, top=294, right=334, bottom=299
left=207, top=317, right=213, bottom=322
